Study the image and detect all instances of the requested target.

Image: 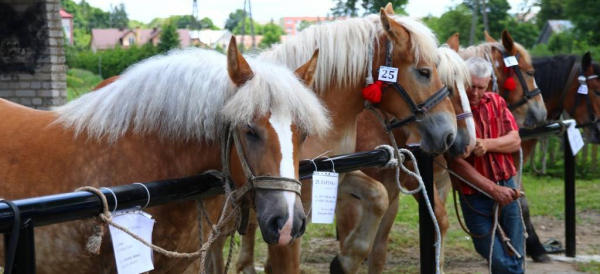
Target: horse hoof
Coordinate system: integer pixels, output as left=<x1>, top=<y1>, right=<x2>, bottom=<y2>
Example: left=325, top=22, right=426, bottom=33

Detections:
left=532, top=253, right=552, bottom=263
left=330, top=256, right=346, bottom=274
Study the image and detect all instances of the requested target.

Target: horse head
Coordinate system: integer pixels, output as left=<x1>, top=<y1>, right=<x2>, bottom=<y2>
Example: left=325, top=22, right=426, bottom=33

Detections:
left=573, top=52, right=600, bottom=143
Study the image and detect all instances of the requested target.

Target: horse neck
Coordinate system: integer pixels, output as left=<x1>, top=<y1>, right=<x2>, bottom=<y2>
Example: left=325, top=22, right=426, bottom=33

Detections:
left=558, top=63, right=582, bottom=119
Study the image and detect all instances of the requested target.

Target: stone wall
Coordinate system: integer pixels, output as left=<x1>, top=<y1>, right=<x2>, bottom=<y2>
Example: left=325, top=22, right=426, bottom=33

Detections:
left=0, top=0, right=67, bottom=109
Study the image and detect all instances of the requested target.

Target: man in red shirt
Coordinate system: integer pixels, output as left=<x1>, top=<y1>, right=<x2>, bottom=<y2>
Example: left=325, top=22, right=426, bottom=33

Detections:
left=448, top=57, right=524, bottom=273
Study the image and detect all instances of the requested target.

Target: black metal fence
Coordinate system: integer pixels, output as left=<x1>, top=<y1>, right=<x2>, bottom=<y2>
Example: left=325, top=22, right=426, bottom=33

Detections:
left=0, top=121, right=579, bottom=273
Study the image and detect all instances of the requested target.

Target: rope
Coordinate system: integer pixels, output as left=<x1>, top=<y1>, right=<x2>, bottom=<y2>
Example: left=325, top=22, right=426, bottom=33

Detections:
left=366, top=106, right=442, bottom=274
left=375, top=144, right=399, bottom=168
left=76, top=182, right=240, bottom=274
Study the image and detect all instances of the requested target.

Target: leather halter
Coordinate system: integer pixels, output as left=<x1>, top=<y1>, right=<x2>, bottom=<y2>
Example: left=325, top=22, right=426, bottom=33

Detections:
left=380, top=40, right=450, bottom=131
left=499, top=50, right=541, bottom=110
left=221, top=126, right=302, bottom=202
left=569, top=66, right=599, bottom=130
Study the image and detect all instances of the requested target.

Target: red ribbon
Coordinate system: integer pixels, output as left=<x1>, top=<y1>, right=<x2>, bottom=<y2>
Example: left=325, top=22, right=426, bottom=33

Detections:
left=362, top=80, right=383, bottom=103
left=504, top=77, right=517, bottom=91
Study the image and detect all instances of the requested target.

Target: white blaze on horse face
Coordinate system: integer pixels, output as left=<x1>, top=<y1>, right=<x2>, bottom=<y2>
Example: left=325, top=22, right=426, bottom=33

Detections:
left=456, top=79, right=476, bottom=148
left=269, top=113, right=296, bottom=245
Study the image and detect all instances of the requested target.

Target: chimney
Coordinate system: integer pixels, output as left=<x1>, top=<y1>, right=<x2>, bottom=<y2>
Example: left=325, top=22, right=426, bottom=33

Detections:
left=135, top=26, right=141, bottom=44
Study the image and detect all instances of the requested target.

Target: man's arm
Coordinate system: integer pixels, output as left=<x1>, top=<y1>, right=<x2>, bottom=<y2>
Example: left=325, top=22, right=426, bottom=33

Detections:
left=445, top=156, right=517, bottom=206
left=475, top=130, right=521, bottom=156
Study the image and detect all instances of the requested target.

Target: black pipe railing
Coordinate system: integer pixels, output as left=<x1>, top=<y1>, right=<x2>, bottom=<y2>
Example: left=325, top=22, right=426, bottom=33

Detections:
left=519, top=121, right=565, bottom=141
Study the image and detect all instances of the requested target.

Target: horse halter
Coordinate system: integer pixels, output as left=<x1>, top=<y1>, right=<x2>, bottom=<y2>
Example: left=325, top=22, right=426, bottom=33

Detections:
left=221, top=126, right=302, bottom=202
left=499, top=50, right=541, bottom=111
left=380, top=40, right=450, bottom=131
left=569, top=66, right=599, bottom=129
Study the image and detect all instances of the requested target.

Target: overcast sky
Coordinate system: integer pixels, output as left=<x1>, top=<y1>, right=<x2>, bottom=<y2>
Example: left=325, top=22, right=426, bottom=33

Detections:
left=84, top=0, right=532, bottom=27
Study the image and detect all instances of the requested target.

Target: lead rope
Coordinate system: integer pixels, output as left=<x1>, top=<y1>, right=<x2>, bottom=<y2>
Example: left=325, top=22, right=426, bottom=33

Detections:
left=365, top=106, right=442, bottom=274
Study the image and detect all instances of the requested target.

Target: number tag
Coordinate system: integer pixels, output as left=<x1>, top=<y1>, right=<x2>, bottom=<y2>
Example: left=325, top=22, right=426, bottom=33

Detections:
left=311, top=171, right=339, bottom=224
left=110, top=210, right=155, bottom=274
left=503, top=56, right=519, bottom=67
left=567, top=122, right=584, bottom=156
left=578, top=85, right=588, bottom=95
left=378, top=66, right=398, bottom=83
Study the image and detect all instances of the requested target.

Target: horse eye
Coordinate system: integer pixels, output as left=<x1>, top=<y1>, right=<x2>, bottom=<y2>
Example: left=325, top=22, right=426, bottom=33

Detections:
left=245, top=126, right=260, bottom=140
left=526, top=71, right=535, bottom=76
left=300, top=132, right=308, bottom=143
left=418, top=69, right=431, bottom=79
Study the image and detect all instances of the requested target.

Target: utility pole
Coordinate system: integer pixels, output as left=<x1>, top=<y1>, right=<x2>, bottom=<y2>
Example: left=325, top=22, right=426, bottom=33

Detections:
left=469, top=0, right=479, bottom=45
left=482, top=0, right=490, bottom=33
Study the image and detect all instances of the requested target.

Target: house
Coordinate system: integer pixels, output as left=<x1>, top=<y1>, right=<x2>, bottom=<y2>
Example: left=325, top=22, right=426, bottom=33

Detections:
left=233, top=35, right=288, bottom=49
left=535, top=20, right=574, bottom=45
left=279, top=16, right=327, bottom=35
left=189, top=30, right=232, bottom=49
left=60, top=9, right=73, bottom=45
left=90, top=28, right=192, bottom=52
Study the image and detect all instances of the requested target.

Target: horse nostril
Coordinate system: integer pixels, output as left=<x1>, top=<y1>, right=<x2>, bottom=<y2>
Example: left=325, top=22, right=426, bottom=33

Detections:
left=298, top=217, right=307, bottom=235
left=272, top=216, right=286, bottom=233
left=445, top=133, right=455, bottom=148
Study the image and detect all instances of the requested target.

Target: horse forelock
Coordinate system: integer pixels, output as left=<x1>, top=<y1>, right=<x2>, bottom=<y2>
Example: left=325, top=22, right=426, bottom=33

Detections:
left=259, top=15, right=438, bottom=94
left=53, top=48, right=330, bottom=143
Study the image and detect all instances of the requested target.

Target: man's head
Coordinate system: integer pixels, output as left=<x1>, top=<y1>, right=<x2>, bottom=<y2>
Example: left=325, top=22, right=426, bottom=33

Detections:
left=465, top=57, right=492, bottom=106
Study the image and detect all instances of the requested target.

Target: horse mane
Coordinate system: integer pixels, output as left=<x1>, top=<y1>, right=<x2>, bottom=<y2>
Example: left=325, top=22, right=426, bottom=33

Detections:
left=53, top=48, right=330, bottom=143
left=259, top=15, right=438, bottom=94
left=437, top=45, right=472, bottom=90
left=459, top=42, right=532, bottom=64
left=532, top=55, right=578, bottom=99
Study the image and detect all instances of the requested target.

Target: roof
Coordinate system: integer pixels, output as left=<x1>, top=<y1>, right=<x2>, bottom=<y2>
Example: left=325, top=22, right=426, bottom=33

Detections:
left=189, top=30, right=231, bottom=46
left=547, top=20, right=574, bottom=32
left=60, top=9, right=73, bottom=18
left=91, top=28, right=192, bottom=50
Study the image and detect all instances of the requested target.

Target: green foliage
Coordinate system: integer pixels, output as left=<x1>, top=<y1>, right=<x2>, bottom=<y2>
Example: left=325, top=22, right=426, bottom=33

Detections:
left=66, top=68, right=103, bottom=100
left=422, top=4, right=473, bottom=46
left=503, top=19, right=539, bottom=48
left=109, top=3, right=129, bottom=29
left=199, top=17, right=219, bottom=30
left=225, top=9, right=246, bottom=31
left=564, top=0, right=600, bottom=45
left=66, top=43, right=158, bottom=79
left=576, top=261, right=600, bottom=273
left=157, top=23, right=181, bottom=53
left=463, top=0, right=511, bottom=38
left=259, top=21, right=284, bottom=48
left=233, top=17, right=264, bottom=35
left=331, top=0, right=407, bottom=17
left=547, top=31, right=575, bottom=54
left=128, top=20, right=148, bottom=29
left=536, top=0, right=567, bottom=29
left=297, top=20, right=315, bottom=32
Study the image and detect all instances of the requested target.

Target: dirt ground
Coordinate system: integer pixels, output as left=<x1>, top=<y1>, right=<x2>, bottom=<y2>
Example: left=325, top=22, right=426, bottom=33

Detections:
left=262, top=212, right=600, bottom=274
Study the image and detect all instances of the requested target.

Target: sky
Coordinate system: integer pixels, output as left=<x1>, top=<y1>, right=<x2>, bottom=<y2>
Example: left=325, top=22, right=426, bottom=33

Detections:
left=84, top=0, right=532, bottom=27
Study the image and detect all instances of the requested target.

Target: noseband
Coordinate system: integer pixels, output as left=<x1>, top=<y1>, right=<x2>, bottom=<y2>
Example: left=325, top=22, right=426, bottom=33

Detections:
left=376, top=40, right=450, bottom=131
left=569, top=67, right=599, bottom=130
left=221, top=126, right=302, bottom=202
left=500, top=50, right=541, bottom=111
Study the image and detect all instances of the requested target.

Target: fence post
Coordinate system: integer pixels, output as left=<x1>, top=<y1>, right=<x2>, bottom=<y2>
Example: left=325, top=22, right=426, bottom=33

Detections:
left=564, top=132, right=576, bottom=257
left=4, top=220, right=36, bottom=274
left=417, top=151, right=435, bottom=274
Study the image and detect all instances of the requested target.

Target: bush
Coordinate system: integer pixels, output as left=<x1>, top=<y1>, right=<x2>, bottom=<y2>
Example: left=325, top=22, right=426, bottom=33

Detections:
left=66, top=68, right=103, bottom=100
left=66, top=43, right=158, bottom=79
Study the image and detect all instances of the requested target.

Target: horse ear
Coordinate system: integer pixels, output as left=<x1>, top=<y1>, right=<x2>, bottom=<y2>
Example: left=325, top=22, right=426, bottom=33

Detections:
left=484, top=31, right=497, bottom=43
left=446, top=33, right=460, bottom=52
left=384, top=3, right=395, bottom=15
left=227, top=36, right=254, bottom=86
left=295, top=49, right=319, bottom=86
left=501, top=30, right=516, bottom=55
left=582, top=51, right=592, bottom=70
left=380, top=9, right=409, bottom=53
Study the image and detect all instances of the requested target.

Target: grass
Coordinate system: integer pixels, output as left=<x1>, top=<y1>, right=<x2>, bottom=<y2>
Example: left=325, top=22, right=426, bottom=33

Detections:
left=66, top=68, right=103, bottom=101
left=221, top=174, right=600, bottom=273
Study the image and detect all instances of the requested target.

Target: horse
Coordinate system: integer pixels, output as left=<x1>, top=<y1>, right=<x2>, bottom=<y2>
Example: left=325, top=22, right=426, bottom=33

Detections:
left=0, top=37, right=331, bottom=273
left=459, top=30, right=547, bottom=129
left=348, top=34, right=476, bottom=273
left=516, top=52, right=600, bottom=263
left=230, top=5, right=459, bottom=274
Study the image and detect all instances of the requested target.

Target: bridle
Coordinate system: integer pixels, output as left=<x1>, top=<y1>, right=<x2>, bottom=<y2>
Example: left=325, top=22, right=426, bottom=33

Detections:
left=377, top=40, right=450, bottom=131
left=499, top=49, right=541, bottom=111
left=568, top=65, right=599, bottom=130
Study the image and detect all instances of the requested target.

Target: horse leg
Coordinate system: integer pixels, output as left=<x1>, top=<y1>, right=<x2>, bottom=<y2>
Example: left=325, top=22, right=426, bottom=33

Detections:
left=236, top=210, right=258, bottom=274
left=332, top=171, right=389, bottom=274
left=265, top=237, right=302, bottom=274
left=520, top=194, right=551, bottom=263
left=366, top=194, right=399, bottom=274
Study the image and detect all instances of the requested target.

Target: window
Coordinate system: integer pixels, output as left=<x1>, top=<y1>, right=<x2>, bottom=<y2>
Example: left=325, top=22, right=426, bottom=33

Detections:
left=129, top=37, right=135, bottom=45
left=286, top=20, right=293, bottom=24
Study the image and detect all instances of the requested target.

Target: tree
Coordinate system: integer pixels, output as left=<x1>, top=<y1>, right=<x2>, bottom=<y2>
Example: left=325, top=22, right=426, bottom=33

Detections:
left=297, top=20, right=315, bottom=32
left=110, top=3, right=129, bottom=29
left=225, top=9, right=246, bottom=31
left=464, top=0, right=510, bottom=38
left=199, top=17, right=219, bottom=30
left=565, top=0, right=600, bottom=44
left=423, top=4, right=474, bottom=47
left=535, top=0, right=566, bottom=29
left=331, top=0, right=407, bottom=17
left=233, top=17, right=263, bottom=35
left=260, top=21, right=284, bottom=48
left=157, top=23, right=180, bottom=53
left=503, top=19, right=539, bottom=48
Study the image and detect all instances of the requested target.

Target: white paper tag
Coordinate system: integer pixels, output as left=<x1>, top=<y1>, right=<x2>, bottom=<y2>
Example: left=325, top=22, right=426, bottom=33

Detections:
left=378, top=66, right=398, bottom=83
left=567, top=122, right=584, bottom=156
left=311, top=171, right=339, bottom=224
left=109, top=211, right=155, bottom=274
left=503, top=56, right=519, bottom=67
left=577, top=85, right=588, bottom=95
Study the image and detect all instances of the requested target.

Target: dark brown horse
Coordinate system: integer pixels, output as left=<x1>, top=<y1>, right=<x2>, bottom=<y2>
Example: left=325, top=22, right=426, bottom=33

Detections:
left=518, top=52, right=600, bottom=262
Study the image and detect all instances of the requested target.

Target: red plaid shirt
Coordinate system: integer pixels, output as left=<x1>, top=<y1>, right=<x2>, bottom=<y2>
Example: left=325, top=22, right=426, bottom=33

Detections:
left=461, top=93, right=519, bottom=195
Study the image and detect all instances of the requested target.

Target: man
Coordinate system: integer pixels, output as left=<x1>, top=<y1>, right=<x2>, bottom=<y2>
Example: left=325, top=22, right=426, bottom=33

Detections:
left=447, top=57, right=524, bottom=273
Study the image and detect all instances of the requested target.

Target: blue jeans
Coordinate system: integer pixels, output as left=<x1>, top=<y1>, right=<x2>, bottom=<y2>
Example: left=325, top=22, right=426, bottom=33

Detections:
left=460, top=177, right=525, bottom=274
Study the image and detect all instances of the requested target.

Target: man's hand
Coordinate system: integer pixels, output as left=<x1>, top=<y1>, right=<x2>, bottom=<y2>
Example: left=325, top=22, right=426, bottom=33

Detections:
left=473, top=138, right=488, bottom=157
left=491, top=185, right=518, bottom=206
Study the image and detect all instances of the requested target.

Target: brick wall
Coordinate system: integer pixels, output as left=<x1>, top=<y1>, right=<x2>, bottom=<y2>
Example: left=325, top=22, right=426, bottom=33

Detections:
left=0, top=0, right=67, bottom=109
